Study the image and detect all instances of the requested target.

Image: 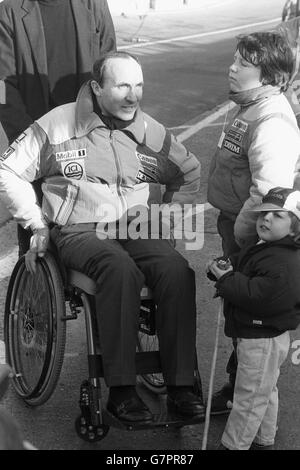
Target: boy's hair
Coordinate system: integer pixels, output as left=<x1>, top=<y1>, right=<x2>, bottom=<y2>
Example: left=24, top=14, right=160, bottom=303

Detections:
left=92, top=51, right=141, bottom=87
left=236, top=32, right=294, bottom=92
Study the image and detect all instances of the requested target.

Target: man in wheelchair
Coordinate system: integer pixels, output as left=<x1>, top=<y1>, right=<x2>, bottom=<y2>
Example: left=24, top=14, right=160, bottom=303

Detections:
left=0, top=51, right=204, bottom=424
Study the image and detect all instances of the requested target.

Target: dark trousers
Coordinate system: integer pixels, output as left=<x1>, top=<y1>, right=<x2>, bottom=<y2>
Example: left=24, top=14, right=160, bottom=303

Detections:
left=51, top=225, right=197, bottom=387
left=217, top=212, right=240, bottom=388
left=217, top=212, right=240, bottom=259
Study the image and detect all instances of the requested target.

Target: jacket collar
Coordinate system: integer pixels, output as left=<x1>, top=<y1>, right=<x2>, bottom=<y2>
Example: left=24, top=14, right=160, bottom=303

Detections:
left=74, top=81, right=146, bottom=143
left=247, top=234, right=300, bottom=255
left=229, top=85, right=281, bottom=107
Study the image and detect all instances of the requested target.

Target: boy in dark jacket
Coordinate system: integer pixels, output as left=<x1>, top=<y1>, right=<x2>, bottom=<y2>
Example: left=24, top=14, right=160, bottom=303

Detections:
left=207, top=187, right=300, bottom=450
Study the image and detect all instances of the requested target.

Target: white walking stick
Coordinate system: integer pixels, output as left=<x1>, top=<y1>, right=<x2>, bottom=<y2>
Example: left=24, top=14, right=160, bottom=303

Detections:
left=201, top=297, right=224, bottom=450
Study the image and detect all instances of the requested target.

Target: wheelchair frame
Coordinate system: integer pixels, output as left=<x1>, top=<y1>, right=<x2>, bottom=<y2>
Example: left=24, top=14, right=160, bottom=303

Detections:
left=4, top=251, right=203, bottom=442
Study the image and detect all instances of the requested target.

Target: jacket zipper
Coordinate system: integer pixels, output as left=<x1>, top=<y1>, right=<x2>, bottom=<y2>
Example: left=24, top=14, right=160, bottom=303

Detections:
left=109, top=130, right=127, bottom=214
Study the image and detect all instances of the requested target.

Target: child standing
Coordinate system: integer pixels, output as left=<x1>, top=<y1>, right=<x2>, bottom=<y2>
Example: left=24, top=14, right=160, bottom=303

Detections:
left=207, top=187, right=300, bottom=450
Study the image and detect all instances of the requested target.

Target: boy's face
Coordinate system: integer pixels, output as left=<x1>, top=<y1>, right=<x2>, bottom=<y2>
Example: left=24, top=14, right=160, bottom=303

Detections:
left=256, top=210, right=294, bottom=242
left=229, top=50, right=263, bottom=92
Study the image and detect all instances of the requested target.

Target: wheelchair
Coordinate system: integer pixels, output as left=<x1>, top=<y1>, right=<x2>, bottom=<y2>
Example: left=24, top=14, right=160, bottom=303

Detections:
left=4, top=248, right=204, bottom=443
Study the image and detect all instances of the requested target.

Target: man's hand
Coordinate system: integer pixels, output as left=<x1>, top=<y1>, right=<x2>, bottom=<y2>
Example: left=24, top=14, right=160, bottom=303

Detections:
left=25, top=227, right=50, bottom=274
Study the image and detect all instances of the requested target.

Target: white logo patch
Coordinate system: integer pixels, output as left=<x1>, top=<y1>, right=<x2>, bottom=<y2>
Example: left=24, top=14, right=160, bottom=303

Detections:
left=62, top=161, right=85, bottom=180
left=15, top=132, right=27, bottom=143
left=232, top=119, right=248, bottom=133
left=56, top=148, right=87, bottom=162
left=224, top=139, right=241, bottom=155
left=0, top=146, right=15, bottom=161
left=136, top=152, right=158, bottom=167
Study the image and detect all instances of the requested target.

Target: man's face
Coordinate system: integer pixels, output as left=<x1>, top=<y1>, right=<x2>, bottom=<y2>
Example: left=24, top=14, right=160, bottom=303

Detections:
left=93, top=57, right=144, bottom=121
left=228, top=50, right=263, bottom=92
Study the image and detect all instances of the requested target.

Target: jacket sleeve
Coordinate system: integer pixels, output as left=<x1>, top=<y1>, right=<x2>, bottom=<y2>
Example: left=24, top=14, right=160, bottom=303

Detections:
left=162, top=132, right=201, bottom=205
left=234, top=115, right=300, bottom=246
left=0, top=124, right=47, bottom=230
left=0, top=5, right=33, bottom=143
left=95, top=0, right=116, bottom=54
left=216, top=262, right=290, bottom=318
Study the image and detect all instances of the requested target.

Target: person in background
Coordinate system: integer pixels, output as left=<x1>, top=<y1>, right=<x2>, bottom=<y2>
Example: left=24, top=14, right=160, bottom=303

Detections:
left=207, top=187, right=300, bottom=450
left=207, top=32, right=300, bottom=415
left=0, top=0, right=116, bottom=256
left=0, top=51, right=205, bottom=424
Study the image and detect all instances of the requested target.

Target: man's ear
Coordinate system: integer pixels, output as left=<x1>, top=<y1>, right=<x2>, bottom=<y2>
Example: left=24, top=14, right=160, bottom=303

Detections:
left=90, top=80, right=101, bottom=97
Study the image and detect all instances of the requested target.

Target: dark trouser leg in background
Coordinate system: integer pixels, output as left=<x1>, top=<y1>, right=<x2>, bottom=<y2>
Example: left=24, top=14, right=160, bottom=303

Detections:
left=217, top=212, right=240, bottom=259
left=210, top=213, right=240, bottom=415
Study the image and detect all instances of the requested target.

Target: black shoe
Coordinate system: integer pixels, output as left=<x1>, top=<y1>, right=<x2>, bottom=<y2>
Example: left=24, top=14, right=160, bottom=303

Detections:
left=167, top=387, right=206, bottom=419
left=250, top=442, right=274, bottom=450
left=210, top=383, right=233, bottom=416
left=106, top=394, right=153, bottom=423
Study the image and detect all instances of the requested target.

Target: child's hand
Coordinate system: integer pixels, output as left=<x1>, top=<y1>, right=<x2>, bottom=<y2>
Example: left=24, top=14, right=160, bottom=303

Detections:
left=209, top=260, right=233, bottom=280
left=206, top=259, right=218, bottom=281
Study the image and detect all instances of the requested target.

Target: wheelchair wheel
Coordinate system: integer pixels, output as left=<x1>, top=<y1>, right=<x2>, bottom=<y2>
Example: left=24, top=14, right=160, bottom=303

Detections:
left=137, top=299, right=166, bottom=395
left=4, top=253, right=66, bottom=406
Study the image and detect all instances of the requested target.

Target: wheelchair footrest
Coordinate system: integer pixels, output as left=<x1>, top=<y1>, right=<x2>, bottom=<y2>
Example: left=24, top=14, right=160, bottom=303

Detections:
left=103, top=408, right=205, bottom=430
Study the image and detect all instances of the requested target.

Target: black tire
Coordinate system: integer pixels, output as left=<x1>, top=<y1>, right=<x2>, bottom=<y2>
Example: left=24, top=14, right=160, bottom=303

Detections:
left=4, top=253, right=66, bottom=406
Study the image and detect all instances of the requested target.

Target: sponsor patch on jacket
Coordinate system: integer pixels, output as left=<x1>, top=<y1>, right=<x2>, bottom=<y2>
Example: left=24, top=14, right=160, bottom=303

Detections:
left=227, top=129, right=244, bottom=144
left=253, top=320, right=263, bottom=325
left=136, top=152, right=158, bottom=167
left=223, top=139, right=241, bottom=155
left=136, top=168, right=158, bottom=183
left=62, top=161, right=85, bottom=180
left=15, top=132, right=27, bottom=143
left=0, top=146, right=15, bottom=162
left=56, top=148, right=87, bottom=162
left=232, top=119, right=248, bottom=133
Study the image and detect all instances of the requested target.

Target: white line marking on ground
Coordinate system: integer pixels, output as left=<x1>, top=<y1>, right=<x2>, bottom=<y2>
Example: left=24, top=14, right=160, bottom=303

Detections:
left=177, top=101, right=236, bottom=143
left=139, top=0, right=237, bottom=15
left=119, top=17, right=280, bottom=50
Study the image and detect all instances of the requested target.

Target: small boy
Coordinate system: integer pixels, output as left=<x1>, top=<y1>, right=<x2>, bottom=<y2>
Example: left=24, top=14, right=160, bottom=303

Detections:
left=207, top=187, right=300, bottom=450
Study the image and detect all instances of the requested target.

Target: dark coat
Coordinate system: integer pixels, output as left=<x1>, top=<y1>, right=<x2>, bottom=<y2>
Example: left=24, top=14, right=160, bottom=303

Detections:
left=216, top=235, right=300, bottom=338
left=0, top=0, right=116, bottom=143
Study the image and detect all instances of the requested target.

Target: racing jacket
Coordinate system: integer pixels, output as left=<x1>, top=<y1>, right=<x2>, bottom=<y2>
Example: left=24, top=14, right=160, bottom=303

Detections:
left=0, top=81, right=201, bottom=232
left=207, top=85, right=300, bottom=247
